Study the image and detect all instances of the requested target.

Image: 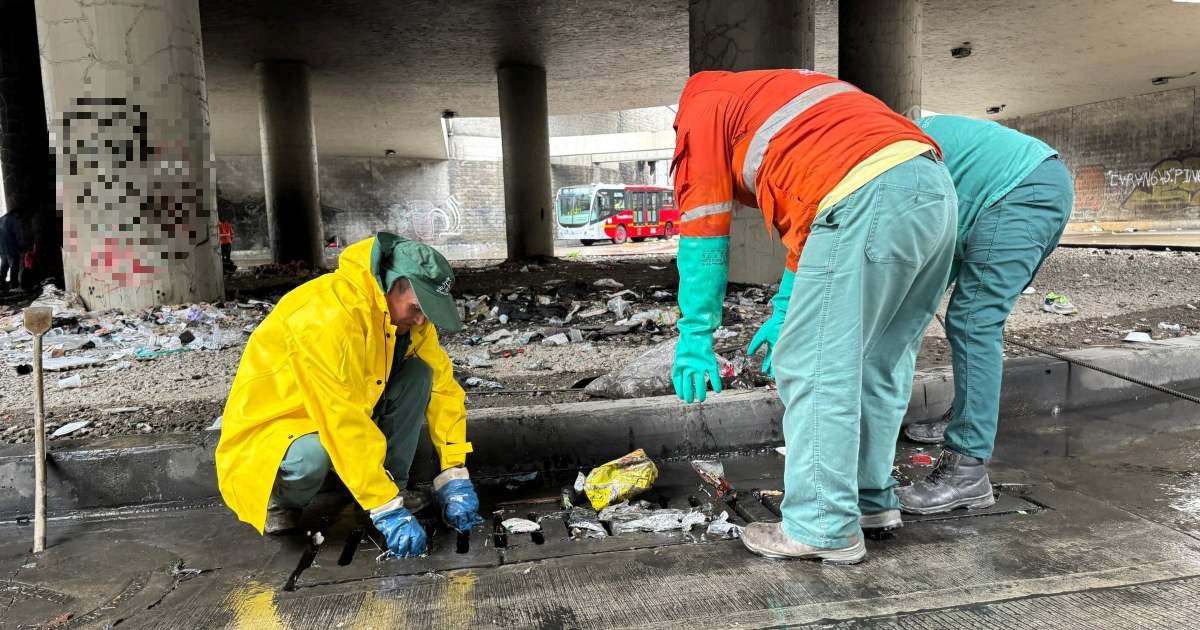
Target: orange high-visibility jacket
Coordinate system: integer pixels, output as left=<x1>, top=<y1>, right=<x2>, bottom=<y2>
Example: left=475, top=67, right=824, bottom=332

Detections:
left=218, top=221, right=234, bottom=245
left=671, top=70, right=940, bottom=269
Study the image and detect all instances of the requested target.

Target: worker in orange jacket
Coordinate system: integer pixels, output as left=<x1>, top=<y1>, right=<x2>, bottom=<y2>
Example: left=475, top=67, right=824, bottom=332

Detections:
left=218, top=216, right=235, bottom=272
left=670, top=70, right=958, bottom=563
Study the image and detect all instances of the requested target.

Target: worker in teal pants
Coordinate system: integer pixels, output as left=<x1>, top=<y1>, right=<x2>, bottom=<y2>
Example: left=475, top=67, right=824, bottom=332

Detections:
left=898, top=115, right=1074, bottom=515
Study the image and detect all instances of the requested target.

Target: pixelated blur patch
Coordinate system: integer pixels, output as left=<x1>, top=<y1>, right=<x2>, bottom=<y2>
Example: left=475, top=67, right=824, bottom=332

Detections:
left=57, top=96, right=212, bottom=289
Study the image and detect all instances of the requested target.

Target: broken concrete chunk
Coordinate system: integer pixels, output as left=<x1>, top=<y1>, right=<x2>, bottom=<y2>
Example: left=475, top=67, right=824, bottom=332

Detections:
left=593, top=278, right=624, bottom=289
left=542, top=333, right=570, bottom=346
left=466, top=354, right=495, bottom=368
left=482, top=328, right=514, bottom=343
left=568, top=328, right=585, bottom=343
left=577, top=306, right=608, bottom=319
left=465, top=376, right=503, bottom=389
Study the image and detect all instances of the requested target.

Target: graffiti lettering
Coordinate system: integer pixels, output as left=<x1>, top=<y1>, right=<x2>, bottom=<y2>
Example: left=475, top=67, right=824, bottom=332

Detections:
left=1107, top=157, right=1200, bottom=213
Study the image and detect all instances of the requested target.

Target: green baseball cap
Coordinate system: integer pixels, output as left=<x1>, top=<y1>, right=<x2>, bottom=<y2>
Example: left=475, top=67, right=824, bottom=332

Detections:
left=370, top=232, right=463, bottom=332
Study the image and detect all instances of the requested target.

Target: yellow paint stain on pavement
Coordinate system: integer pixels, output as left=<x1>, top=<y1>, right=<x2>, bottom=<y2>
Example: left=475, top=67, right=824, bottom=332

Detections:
left=226, top=581, right=286, bottom=629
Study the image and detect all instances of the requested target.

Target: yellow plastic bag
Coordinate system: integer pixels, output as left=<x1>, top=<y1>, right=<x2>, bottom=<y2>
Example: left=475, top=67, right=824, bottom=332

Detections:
left=584, top=449, right=659, bottom=510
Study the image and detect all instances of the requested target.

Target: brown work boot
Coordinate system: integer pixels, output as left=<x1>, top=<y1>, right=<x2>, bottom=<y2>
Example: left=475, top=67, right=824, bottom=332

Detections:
left=741, top=522, right=866, bottom=564
left=401, top=488, right=432, bottom=513
left=264, top=503, right=302, bottom=535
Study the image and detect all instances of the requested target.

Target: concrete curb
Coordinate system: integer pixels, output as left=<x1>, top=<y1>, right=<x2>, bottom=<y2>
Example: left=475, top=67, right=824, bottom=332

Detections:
left=2, top=337, right=1198, bottom=518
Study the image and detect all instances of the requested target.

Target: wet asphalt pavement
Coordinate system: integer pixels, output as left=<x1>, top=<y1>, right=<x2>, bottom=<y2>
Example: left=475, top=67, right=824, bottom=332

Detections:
left=2, top=391, right=1200, bottom=628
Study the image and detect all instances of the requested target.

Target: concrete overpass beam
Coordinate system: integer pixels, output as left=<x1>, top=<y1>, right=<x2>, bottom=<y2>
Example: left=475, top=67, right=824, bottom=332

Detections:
left=497, top=64, right=554, bottom=260
left=838, top=0, right=923, bottom=118
left=0, top=0, right=58, bottom=289
left=689, top=0, right=815, bottom=283
left=35, top=0, right=222, bottom=309
left=256, top=60, right=324, bottom=267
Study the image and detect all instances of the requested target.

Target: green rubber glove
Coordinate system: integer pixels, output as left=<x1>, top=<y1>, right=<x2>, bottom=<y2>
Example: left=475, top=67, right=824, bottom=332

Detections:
left=673, top=236, right=730, bottom=403
left=747, top=267, right=795, bottom=378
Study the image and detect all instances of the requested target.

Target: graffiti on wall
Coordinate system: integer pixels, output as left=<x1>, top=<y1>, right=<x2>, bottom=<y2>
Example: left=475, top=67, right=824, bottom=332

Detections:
left=1108, top=157, right=1200, bottom=213
left=1070, top=156, right=1200, bottom=222
left=322, top=194, right=466, bottom=247
left=388, top=195, right=464, bottom=241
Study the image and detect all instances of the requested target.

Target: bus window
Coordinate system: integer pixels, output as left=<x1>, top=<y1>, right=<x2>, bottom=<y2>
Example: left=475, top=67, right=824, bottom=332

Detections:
left=650, top=192, right=660, bottom=210
left=597, top=189, right=626, bottom=218
left=663, top=191, right=675, bottom=207
left=557, top=186, right=595, bottom=227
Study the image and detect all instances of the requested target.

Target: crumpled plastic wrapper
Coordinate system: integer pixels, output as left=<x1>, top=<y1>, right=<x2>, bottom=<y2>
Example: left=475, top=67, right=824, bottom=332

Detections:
left=706, top=511, right=743, bottom=539
left=599, top=500, right=710, bottom=534
left=566, top=507, right=607, bottom=539
left=583, top=449, right=659, bottom=510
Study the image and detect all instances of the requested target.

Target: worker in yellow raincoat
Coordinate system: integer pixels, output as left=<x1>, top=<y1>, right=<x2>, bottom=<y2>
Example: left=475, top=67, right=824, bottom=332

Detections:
left=216, top=233, right=481, bottom=557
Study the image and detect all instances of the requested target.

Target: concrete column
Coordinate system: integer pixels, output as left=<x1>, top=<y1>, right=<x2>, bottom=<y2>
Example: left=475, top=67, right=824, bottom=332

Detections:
left=0, top=0, right=58, bottom=290
left=839, top=0, right=922, bottom=118
left=689, top=0, right=814, bottom=283
left=497, top=65, right=554, bottom=260
left=36, top=0, right=221, bottom=309
left=256, top=61, right=323, bottom=267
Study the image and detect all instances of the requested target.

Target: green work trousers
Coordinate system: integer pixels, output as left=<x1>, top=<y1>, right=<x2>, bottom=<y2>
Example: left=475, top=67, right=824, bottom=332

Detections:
left=272, top=354, right=433, bottom=508
left=774, top=154, right=958, bottom=548
left=945, top=158, right=1073, bottom=459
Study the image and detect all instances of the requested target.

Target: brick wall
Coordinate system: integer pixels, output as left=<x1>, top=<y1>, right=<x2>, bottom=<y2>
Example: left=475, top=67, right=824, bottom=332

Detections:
left=1002, top=86, right=1200, bottom=230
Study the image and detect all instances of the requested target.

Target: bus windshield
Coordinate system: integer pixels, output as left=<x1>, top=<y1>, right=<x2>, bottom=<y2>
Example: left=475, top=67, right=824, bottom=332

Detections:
left=557, top=187, right=594, bottom=226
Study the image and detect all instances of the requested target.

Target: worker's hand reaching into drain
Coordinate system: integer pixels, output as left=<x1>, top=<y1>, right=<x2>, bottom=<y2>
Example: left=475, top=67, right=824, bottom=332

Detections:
left=370, top=496, right=428, bottom=558
left=434, top=467, right=483, bottom=532
left=747, top=268, right=796, bottom=379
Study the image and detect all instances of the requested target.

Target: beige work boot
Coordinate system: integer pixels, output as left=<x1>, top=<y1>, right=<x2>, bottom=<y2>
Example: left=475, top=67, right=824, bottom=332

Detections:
left=741, top=521, right=866, bottom=564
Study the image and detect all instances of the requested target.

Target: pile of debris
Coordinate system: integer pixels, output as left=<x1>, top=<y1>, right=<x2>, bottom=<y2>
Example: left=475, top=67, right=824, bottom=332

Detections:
left=447, top=274, right=776, bottom=394
left=0, top=285, right=271, bottom=374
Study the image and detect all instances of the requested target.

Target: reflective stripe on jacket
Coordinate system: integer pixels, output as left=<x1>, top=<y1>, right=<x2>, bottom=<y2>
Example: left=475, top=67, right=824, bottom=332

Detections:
left=672, top=69, right=940, bottom=269
left=216, top=237, right=470, bottom=533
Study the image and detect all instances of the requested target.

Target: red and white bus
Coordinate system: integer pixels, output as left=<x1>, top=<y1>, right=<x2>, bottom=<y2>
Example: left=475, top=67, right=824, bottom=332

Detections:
left=555, top=184, right=679, bottom=245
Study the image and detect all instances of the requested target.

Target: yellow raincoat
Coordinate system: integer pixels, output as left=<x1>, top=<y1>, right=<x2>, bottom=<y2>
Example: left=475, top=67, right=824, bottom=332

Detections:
left=216, top=237, right=471, bottom=533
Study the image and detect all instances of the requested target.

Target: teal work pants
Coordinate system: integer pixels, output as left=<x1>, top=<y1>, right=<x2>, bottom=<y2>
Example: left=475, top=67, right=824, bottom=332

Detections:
left=272, top=356, right=433, bottom=508
left=774, top=154, right=958, bottom=548
left=945, top=158, right=1073, bottom=459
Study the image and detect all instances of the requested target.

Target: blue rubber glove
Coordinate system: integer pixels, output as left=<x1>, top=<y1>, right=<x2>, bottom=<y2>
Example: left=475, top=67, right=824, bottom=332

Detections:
left=434, top=468, right=483, bottom=532
left=370, top=499, right=427, bottom=558
left=747, top=267, right=795, bottom=378
left=673, top=236, right=730, bottom=403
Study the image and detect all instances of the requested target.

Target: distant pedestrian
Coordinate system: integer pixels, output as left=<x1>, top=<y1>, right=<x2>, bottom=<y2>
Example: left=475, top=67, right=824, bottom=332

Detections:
left=0, top=213, right=24, bottom=290
left=218, top=216, right=235, bottom=272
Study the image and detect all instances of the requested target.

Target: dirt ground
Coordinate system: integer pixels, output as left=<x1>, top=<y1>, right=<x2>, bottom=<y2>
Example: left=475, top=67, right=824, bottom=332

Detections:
left=0, top=245, right=1198, bottom=443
